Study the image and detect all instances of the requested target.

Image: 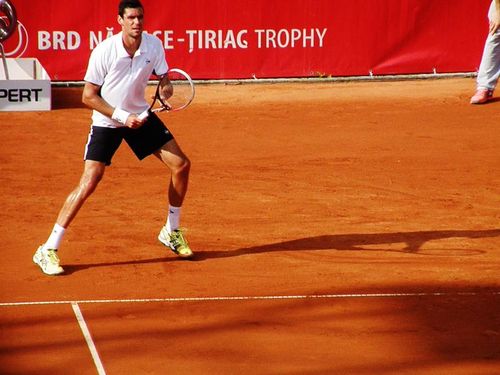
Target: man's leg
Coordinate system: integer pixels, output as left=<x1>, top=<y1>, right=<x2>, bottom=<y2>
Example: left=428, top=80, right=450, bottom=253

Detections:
left=476, top=31, right=500, bottom=92
left=55, top=161, right=107, bottom=228
left=472, top=3, right=500, bottom=103
left=154, top=139, right=193, bottom=258
left=154, top=138, right=191, bottom=207
left=34, top=161, right=106, bottom=275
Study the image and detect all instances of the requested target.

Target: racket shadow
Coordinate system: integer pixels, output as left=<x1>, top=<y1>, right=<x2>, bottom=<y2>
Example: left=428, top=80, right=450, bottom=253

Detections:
left=194, top=229, right=500, bottom=261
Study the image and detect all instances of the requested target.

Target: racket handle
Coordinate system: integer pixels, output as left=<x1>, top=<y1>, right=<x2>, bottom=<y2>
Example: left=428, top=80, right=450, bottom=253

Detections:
left=138, top=109, right=149, bottom=121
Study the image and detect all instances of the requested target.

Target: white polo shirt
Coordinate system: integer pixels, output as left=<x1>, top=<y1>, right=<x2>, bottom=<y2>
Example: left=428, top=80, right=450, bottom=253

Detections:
left=84, top=32, right=168, bottom=128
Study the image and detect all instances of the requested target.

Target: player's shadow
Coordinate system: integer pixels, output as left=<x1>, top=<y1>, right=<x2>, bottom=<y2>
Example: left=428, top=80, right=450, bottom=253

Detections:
left=61, top=257, right=174, bottom=275
left=61, top=229, right=500, bottom=274
left=194, top=229, right=500, bottom=260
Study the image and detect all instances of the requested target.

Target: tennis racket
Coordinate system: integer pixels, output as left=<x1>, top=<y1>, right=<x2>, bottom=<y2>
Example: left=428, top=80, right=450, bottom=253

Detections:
left=138, top=68, right=195, bottom=120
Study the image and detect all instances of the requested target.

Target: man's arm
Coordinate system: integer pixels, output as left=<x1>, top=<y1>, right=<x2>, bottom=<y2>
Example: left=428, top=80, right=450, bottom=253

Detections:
left=82, top=82, right=144, bottom=128
left=490, top=0, right=500, bottom=34
left=82, top=82, right=113, bottom=118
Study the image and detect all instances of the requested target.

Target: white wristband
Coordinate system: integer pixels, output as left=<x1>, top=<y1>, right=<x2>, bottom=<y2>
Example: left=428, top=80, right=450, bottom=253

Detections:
left=111, top=108, right=130, bottom=124
left=138, top=109, right=150, bottom=121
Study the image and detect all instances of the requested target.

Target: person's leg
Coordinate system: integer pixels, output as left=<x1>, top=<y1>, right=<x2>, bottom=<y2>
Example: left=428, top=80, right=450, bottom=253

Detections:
left=124, top=114, right=193, bottom=258
left=56, top=160, right=107, bottom=228
left=472, top=2, right=500, bottom=103
left=34, top=161, right=107, bottom=275
left=476, top=31, right=500, bottom=92
left=154, top=139, right=191, bottom=210
left=154, top=139, right=193, bottom=258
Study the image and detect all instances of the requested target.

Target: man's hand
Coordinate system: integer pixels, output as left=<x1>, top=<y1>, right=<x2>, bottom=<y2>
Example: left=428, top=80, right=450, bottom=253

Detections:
left=125, top=113, right=146, bottom=129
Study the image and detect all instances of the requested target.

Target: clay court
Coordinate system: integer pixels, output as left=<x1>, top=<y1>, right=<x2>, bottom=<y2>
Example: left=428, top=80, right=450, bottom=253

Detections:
left=0, top=77, right=499, bottom=374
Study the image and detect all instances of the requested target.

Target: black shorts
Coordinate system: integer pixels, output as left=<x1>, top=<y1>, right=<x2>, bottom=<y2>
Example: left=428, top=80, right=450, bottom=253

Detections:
left=84, top=113, right=174, bottom=165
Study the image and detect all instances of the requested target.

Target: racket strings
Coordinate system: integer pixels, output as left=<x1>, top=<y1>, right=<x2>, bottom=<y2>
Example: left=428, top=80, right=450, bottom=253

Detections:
left=166, top=82, right=192, bottom=109
left=146, top=68, right=194, bottom=114
left=155, top=82, right=172, bottom=110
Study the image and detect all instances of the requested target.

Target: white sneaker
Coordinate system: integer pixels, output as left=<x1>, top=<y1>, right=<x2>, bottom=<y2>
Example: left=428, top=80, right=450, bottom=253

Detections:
left=470, top=88, right=493, bottom=104
left=33, top=245, right=64, bottom=275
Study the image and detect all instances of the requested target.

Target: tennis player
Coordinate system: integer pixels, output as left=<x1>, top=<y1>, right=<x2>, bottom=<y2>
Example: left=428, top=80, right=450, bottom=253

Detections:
left=33, top=0, right=193, bottom=275
left=471, top=0, right=500, bottom=104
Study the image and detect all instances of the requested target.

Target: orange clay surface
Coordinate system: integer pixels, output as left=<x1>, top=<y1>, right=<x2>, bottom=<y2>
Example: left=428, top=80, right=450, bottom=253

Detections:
left=0, top=78, right=499, bottom=374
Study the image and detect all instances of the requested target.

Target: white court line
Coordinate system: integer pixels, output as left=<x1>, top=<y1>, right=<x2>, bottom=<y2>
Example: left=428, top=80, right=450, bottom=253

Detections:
left=1, top=291, right=499, bottom=307
left=72, top=303, right=107, bottom=375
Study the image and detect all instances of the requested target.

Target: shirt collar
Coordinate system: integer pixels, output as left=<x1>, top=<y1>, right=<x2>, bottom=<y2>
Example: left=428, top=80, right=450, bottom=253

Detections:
left=116, top=31, right=147, bottom=58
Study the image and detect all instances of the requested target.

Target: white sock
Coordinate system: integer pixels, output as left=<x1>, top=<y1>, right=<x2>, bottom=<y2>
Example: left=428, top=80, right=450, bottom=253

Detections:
left=166, top=205, right=181, bottom=233
left=44, top=224, right=66, bottom=250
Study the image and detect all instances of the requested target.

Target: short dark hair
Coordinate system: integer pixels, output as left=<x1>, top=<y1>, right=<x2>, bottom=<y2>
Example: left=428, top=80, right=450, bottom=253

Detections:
left=118, top=0, right=144, bottom=17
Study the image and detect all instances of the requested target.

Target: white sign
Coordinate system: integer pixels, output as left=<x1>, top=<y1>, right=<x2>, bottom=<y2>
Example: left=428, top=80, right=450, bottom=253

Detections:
left=0, top=79, right=50, bottom=111
left=0, top=58, right=51, bottom=111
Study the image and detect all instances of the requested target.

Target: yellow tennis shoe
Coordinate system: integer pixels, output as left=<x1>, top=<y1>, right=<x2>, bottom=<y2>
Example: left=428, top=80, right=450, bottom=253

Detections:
left=158, top=228, right=194, bottom=258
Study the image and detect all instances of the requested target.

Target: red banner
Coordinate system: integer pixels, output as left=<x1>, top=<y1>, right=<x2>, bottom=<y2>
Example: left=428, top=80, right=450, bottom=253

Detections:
left=1, top=0, right=492, bottom=80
